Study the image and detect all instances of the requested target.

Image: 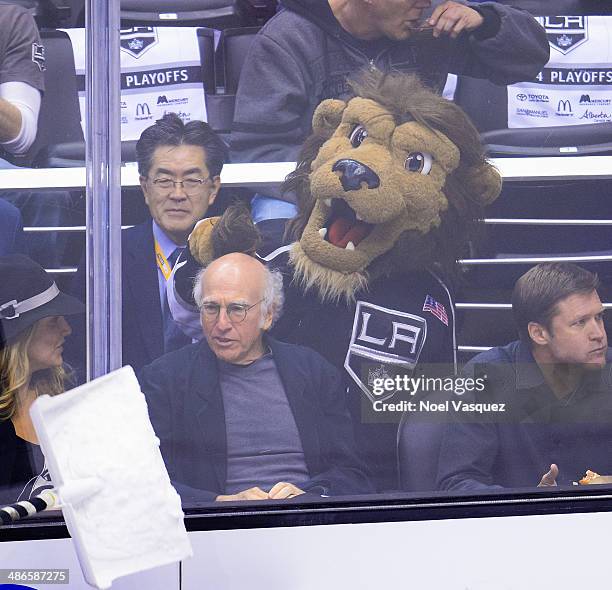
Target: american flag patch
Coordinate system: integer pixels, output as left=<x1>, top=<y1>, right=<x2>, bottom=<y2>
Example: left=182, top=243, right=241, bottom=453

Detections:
left=422, top=294, right=448, bottom=326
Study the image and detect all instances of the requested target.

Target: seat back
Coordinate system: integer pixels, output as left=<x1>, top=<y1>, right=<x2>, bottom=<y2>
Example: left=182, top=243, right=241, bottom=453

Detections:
left=204, top=27, right=259, bottom=134
left=397, top=391, right=450, bottom=492
left=27, top=29, right=85, bottom=168
left=120, top=0, right=239, bottom=28
left=221, top=26, right=260, bottom=94
left=197, top=27, right=216, bottom=93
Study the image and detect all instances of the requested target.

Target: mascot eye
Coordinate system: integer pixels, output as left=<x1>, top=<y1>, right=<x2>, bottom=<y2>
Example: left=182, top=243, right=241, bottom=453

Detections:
left=405, top=152, right=433, bottom=175
left=349, top=124, right=368, bottom=147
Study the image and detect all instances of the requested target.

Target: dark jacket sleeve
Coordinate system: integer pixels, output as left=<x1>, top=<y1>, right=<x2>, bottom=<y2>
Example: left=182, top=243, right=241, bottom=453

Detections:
left=436, top=359, right=504, bottom=491
left=230, top=28, right=313, bottom=202
left=301, top=351, right=374, bottom=496
left=450, top=2, right=550, bottom=85
left=139, top=359, right=219, bottom=503
left=231, top=32, right=311, bottom=167
left=436, top=420, right=504, bottom=492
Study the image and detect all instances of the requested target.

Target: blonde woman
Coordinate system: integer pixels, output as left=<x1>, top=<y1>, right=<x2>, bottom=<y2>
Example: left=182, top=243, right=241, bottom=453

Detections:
left=0, top=254, right=84, bottom=503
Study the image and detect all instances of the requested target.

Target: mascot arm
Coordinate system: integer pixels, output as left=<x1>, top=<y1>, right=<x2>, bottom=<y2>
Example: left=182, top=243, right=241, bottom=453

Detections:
left=451, top=2, right=549, bottom=85
left=166, top=216, right=221, bottom=342
left=167, top=248, right=203, bottom=341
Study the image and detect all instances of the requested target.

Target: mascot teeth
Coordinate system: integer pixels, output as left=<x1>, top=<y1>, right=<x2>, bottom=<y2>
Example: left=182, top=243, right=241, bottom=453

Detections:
left=345, top=241, right=355, bottom=251
left=355, top=213, right=363, bottom=221
left=324, top=199, right=332, bottom=207
left=319, top=227, right=328, bottom=238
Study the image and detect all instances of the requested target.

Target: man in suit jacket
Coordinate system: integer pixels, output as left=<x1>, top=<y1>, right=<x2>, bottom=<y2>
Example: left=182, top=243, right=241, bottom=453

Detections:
left=139, top=253, right=372, bottom=502
left=71, top=113, right=228, bottom=375
left=0, top=199, right=27, bottom=256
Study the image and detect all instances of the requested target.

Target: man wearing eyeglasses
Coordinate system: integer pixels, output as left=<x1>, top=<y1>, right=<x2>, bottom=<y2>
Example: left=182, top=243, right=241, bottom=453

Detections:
left=139, top=252, right=372, bottom=502
left=71, top=113, right=228, bottom=376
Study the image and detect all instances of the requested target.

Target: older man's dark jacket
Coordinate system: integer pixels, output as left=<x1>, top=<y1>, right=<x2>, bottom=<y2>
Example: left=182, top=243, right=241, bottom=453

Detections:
left=139, top=336, right=373, bottom=502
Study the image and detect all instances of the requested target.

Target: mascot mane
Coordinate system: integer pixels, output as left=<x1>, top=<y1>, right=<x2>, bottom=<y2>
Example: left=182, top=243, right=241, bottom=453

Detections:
left=284, top=70, right=500, bottom=301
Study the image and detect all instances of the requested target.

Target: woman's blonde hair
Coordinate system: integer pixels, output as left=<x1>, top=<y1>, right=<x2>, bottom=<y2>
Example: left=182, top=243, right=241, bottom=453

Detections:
left=0, top=322, right=68, bottom=421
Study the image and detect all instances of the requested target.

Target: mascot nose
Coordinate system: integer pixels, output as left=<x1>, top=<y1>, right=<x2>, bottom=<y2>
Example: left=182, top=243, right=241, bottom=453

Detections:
left=332, top=159, right=380, bottom=191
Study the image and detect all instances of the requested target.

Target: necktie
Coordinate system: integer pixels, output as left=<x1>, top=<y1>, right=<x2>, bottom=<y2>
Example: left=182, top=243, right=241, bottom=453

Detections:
left=162, top=247, right=190, bottom=353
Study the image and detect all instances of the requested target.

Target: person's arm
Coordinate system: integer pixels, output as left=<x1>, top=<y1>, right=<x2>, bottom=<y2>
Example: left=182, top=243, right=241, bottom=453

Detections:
left=444, top=1, right=550, bottom=85
left=0, top=82, right=41, bottom=154
left=436, top=419, right=504, bottom=491
left=436, top=359, right=503, bottom=491
left=230, top=31, right=311, bottom=203
left=0, top=7, right=45, bottom=154
left=0, top=199, right=27, bottom=256
left=301, top=354, right=374, bottom=496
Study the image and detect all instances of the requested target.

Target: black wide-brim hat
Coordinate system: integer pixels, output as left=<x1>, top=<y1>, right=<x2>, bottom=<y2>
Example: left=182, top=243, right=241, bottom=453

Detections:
left=0, top=254, right=85, bottom=348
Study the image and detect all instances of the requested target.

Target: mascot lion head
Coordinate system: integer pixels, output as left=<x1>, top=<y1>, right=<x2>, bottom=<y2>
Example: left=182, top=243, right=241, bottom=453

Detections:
left=284, top=70, right=502, bottom=302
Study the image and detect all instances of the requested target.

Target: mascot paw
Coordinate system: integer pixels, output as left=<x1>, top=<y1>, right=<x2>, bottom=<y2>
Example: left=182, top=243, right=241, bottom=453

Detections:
left=188, top=216, right=220, bottom=265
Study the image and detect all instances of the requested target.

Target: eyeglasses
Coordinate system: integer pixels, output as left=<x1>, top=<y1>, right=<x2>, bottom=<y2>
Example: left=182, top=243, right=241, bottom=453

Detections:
left=201, top=299, right=264, bottom=324
left=150, top=176, right=213, bottom=195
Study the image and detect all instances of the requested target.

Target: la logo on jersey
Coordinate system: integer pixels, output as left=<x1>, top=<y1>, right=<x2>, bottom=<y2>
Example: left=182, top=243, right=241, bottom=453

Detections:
left=538, top=16, right=588, bottom=54
left=344, top=301, right=426, bottom=403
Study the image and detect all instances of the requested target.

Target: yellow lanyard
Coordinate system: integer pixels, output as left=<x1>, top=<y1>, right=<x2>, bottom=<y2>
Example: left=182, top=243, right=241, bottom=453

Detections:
left=154, top=238, right=174, bottom=281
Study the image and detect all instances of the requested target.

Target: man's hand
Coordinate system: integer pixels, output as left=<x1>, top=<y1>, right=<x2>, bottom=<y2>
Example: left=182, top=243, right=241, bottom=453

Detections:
left=216, top=486, right=269, bottom=501
left=268, top=482, right=306, bottom=500
left=427, top=1, right=484, bottom=39
left=538, top=463, right=559, bottom=487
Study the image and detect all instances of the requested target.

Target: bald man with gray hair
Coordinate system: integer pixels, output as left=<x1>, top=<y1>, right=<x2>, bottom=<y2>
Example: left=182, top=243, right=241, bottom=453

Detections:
left=139, top=253, right=372, bottom=503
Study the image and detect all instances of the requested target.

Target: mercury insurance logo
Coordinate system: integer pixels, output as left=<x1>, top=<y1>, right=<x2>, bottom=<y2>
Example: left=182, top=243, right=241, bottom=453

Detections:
left=538, top=16, right=588, bottom=55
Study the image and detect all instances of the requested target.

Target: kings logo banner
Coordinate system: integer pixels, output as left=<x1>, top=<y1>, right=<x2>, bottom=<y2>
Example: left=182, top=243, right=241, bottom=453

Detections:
left=538, top=16, right=588, bottom=55
left=120, top=26, right=158, bottom=58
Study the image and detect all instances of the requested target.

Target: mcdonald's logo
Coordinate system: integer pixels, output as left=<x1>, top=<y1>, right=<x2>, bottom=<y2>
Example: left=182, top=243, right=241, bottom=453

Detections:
left=135, top=103, right=151, bottom=117
left=556, top=99, right=572, bottom=116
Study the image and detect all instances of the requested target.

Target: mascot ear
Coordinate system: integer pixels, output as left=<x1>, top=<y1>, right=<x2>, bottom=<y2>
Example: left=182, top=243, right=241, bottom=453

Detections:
left=312, top=99, right=347, bottom=138
left=457, top=161, right=502, bottom=206
left=189, top=216, right=220, bottom=265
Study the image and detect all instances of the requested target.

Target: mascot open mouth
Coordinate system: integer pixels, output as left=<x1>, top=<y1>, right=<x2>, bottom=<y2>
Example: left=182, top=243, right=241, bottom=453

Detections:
left=322, top=199, right=374, bottom=250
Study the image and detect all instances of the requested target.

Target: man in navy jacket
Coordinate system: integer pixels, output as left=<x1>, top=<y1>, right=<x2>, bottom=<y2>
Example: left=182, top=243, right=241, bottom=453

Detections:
left=140, top=253, right=372, bottom=502
left=71, top=114, right=226, bottom=376
left=437, top=262, right=612, bottom=491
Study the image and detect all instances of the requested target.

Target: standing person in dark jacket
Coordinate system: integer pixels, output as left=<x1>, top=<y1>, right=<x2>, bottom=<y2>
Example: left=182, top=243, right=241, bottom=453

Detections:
left=231, top=0, right=549, bottom=222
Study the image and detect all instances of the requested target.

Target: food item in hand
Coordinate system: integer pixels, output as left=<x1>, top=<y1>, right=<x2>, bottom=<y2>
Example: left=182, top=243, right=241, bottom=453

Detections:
left=579, top=470, right=600, bottom=484
left=578, top=470, right=612, bottom=485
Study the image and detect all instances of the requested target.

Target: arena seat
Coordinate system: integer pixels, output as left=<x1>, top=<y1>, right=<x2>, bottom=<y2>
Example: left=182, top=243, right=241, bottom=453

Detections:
left=120, top=0, right=240, bottom=29
left=204, top=26, right=259, bottom=135
left=397, top=391, right=451, bottom=492
left=24, top=29, right=85, bottom=168
left=482, top=124, right=612, bottom=157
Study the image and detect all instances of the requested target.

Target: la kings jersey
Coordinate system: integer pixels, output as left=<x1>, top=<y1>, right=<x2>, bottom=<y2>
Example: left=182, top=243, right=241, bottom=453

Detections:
left=268, top=247, right=457, bottom=492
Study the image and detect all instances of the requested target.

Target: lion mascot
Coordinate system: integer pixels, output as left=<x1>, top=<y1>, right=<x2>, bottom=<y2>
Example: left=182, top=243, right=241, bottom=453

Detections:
left=169, top=70, right=502, bottom=490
